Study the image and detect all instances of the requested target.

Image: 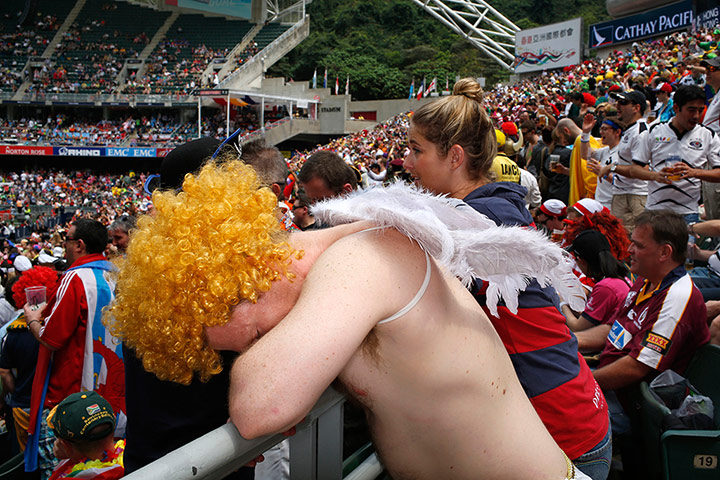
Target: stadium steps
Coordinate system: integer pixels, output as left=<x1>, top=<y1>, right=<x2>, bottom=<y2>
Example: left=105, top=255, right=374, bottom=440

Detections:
left=115, top=11, right=180, bottom=93
left=219, top=15, right=308, bottom=90
left=12, top=0, right=83, bottom=100
left=40, top=0, right=86, bottom=59
left=206, top=23, right=264, bottom=85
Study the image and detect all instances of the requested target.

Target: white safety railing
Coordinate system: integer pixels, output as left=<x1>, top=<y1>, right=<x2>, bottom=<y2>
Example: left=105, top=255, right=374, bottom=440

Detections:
left=220, top=15, right=309, bottom=86
left=122, top=387, right=380, bottom=480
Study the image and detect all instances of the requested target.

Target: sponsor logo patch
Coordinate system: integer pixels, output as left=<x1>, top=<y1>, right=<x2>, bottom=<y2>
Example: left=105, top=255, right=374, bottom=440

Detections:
left=609, top=319, right=632, bottom=350
left=688, top=140, right=703, bottom=150
left=641, top=332, right=672, bottom=355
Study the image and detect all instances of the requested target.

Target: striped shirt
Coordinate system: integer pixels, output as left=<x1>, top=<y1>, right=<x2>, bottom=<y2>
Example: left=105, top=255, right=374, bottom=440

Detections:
left=636, top=121, right=720, bottom=214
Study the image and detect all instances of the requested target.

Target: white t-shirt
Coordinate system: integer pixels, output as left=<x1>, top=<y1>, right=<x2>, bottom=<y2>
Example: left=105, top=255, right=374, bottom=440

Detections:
left=591, top=144, right=619, bottom=209
left=614, top=120, right=649, bottom=196
left=637, top=121, right=720, bottom=214
left=703, top=93, right=720, bottom=134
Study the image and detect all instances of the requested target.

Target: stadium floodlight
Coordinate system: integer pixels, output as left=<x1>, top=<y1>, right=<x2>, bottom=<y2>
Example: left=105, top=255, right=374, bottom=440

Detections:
left=411, top=0, right=520, bottom=70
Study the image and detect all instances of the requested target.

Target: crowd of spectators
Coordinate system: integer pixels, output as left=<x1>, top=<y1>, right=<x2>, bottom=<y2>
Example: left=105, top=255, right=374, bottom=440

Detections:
left=2, top=24, right=720, bottom=480
left=122, top=41, right=230, bottom=95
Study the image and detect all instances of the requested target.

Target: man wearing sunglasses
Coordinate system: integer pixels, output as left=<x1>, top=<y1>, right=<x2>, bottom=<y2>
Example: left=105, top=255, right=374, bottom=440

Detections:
left=607, top=89, right=649, bottom=232
left=700, top=57, right=720, bottom=134
left=604, top=86, right=720, bottom=225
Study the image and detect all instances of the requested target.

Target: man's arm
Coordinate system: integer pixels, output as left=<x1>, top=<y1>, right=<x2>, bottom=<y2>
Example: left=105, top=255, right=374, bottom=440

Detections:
left=229, top=232, right=414, bottom=439
left=0, top=368, right=14, bottom=394
left=593, top=354, right=653, bottom=390
left=24, top=304, right=55, bottom=350
left=692, top=220, right=720, bottom=237
left=575, top=325, right=612, bottom=353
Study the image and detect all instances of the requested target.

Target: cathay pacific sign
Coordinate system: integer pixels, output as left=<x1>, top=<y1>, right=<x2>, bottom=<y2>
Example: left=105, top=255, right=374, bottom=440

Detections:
left=589, top=0, right=693, bottom=48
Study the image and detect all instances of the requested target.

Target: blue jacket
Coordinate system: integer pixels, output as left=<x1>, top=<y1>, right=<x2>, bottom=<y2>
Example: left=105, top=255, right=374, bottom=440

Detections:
left=463, top=182, right=532, bottom=227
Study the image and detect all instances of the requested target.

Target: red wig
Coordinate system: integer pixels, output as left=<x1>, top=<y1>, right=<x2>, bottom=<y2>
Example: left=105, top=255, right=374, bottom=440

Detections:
left=564, top=210, right=630, bottom=262
left=12, top=266, right=60, bottom=308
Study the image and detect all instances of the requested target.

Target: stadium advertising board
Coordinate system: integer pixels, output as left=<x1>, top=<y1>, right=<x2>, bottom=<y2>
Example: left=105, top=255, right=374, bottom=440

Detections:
left=0, top=146, right=52, bottom=156
left=589, top=0, right=693, bottom=48
left=106, top=147, right=158, bottom=157
left=55, top=146, right=105, bottom=156
left=513, top=18, right=582, bottom=73
left=695, top=0, right=719, bottom=31
left=0, top=145, right=170, bottom=157
left=165, top=0, right=251, bottom=19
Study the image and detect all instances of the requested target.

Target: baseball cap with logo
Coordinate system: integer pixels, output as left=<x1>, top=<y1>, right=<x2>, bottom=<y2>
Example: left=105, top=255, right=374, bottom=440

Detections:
left=47, top=391, right=116, bottom=441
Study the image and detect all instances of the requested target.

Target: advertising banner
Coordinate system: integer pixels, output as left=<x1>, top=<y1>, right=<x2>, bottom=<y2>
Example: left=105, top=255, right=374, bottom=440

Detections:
left=513, top=18, right=583, bottom=73
left=54, top=146, right=105, bottom=156
left=106, top=147, right=157, bottom=157
left=166, top=0, right=251, bottom=20
left=694, top=0, right=720, bottom=32
left=589, top=0, right=693, bottom=48
left=0, top=145, right=53, bottom=155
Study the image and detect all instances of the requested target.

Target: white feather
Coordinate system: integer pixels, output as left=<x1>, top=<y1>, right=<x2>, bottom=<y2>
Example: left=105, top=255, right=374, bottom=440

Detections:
left=311, top=182, right=586, bottom=316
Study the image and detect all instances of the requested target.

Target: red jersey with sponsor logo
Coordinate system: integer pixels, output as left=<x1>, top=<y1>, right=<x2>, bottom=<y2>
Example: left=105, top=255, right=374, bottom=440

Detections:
left=598, top=266, right=709, bottom=373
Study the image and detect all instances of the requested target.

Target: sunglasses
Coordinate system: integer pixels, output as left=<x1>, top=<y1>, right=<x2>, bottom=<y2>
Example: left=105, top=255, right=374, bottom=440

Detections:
left=617, top=99, right=631, bottom=106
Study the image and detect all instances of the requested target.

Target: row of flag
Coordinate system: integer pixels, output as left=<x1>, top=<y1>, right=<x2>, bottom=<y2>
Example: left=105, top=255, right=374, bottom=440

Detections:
left=409, top=76, right=449, bottom=100
left=310, top=69, right=451, bottom=99
left=312, top=68, right=349, bottom=95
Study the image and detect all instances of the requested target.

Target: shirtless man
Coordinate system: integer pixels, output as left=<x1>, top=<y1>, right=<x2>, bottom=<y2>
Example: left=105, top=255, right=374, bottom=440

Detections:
left=110, top=160, right=587, bottom=480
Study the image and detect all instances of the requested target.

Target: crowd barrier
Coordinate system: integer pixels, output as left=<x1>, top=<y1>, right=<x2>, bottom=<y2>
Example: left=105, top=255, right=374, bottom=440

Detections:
left=122, top=387, right=383, bottom=480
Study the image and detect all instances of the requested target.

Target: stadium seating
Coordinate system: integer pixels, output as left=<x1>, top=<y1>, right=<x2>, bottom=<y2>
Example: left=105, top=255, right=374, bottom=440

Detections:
left=0, top=0, right=74, bottom=92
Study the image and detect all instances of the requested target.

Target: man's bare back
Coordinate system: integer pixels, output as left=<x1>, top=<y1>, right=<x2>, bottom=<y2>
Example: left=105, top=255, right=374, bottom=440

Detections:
left=208, top=224, right=570, bottom=479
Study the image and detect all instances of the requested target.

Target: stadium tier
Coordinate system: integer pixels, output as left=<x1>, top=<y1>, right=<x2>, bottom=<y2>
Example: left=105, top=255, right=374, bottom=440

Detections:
left=0, top=0, right=291, bottom=99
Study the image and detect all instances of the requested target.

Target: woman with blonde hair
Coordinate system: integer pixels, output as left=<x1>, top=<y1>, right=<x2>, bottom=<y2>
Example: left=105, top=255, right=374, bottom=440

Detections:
left=404, top=78, right=612, bottom=480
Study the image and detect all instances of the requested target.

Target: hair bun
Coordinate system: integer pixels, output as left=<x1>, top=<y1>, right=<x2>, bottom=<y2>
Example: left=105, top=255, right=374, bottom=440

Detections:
left=452, top=78, right=483, bottom=102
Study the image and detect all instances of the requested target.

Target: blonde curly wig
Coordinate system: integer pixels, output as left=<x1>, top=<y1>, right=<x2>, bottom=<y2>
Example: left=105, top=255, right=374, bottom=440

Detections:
left=106, top=158, right=297, bottom=385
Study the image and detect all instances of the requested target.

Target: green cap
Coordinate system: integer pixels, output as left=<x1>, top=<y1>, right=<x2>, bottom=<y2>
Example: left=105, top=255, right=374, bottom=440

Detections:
left=47, top=391, right=115, bottom=441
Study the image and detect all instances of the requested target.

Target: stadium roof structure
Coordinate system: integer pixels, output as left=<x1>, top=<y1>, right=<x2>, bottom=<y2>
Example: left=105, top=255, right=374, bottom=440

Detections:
left=411, top=0, right=520, bottom=70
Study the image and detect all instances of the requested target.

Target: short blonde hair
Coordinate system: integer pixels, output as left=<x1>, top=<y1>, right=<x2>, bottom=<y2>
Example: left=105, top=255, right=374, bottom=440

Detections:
left=106, top=158, right=297, bottom=384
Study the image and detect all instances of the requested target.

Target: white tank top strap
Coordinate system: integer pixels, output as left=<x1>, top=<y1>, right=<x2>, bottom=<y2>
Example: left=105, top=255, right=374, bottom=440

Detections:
left=377, top=249, right=431, bottom=325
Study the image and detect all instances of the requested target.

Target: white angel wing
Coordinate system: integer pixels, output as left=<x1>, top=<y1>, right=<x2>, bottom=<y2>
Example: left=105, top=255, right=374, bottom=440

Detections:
left=311, top=182, right=585, bottom=316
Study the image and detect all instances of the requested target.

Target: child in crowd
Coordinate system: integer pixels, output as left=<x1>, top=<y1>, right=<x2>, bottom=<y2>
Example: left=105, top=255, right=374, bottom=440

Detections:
left=46, top=391, right=124, bottom=480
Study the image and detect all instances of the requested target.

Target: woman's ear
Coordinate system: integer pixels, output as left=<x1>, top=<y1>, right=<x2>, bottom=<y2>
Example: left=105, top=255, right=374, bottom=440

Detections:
left=448, top=144, right=466, bottom=170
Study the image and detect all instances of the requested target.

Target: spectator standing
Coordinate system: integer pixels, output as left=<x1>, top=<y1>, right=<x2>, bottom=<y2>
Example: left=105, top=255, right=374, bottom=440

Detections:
left=23, top=219, right=123, bottom=480
left=583, top=113, right=624, bottom=210
left=611, top=85, right=720, bottom=224
left=608, top=89, right=649, bottom=233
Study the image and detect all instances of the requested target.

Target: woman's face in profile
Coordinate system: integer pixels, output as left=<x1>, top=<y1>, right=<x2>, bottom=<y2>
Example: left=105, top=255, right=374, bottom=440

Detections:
left=404, top=125, right=452, bottom=195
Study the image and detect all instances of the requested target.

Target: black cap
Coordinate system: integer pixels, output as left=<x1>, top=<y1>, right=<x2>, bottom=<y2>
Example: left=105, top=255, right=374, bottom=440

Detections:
left=144, top=137, right=221, bottom=194
left=701, top=56, right=720, bottom=68
left=567, top=230, right=611, bottom=264
left=610, top=90, right=646, bottom=107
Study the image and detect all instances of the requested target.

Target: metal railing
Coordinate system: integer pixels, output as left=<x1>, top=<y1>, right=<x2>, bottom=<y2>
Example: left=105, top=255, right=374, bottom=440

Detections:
left=123, top=387, right=361, bottom=480
left=220, top=15, right=309, bottom=86
left=15, top=92, right=195, bottom=105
